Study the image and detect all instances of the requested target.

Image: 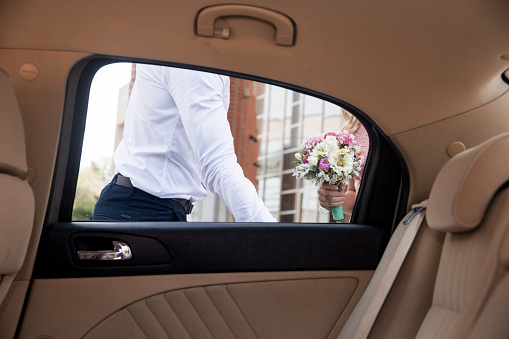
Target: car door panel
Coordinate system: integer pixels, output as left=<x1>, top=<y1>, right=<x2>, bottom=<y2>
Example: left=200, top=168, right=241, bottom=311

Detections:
left=18, top=221, right=385, bottom=338
left=16, top=55, right=402, bottom=338
left=34, top=222, right=386, bottom=278
left=1, top=39, right=404, bottom=339
left=19, top=271, right=373, bottom=339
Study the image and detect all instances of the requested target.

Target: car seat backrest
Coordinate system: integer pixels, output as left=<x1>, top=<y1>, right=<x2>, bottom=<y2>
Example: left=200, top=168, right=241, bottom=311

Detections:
left=415, top=132, right=509, bottom=339
left=0, top=69, right=29, bottom=177
left=338, top=132, right=509, bottom=339
left=0, top=68, right=35, bottom=304
left=427, top=133, right=509, bottom=232
left=466, top=218, right=509, bottom=339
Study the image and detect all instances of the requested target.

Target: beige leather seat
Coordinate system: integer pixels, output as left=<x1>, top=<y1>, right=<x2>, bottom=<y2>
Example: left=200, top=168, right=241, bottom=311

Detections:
left=0, top=68, right=35, bottom=305
left=418, top=132, right=509, bottom=339
left=340, top=132, right=509, bottom=339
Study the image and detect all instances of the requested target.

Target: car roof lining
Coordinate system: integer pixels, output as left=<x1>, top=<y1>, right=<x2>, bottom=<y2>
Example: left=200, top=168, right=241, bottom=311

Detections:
left=1, top=0, right=509, bottom=137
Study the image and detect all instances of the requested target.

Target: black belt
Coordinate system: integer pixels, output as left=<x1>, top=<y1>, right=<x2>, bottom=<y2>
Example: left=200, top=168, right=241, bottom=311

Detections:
left=112, top=174, right=194, bottom=215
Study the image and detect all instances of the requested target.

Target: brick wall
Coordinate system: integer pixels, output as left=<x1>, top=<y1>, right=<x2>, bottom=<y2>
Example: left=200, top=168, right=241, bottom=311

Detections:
left=227, top=78, right=259, bottom=188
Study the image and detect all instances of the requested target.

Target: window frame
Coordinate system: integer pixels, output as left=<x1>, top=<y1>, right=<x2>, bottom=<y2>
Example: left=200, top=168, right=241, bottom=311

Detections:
left=45, top=56, right=409, bottom=229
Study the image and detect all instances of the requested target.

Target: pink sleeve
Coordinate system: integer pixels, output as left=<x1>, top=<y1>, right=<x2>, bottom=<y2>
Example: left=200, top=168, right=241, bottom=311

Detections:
left=354, top=124, right=370, bottom=192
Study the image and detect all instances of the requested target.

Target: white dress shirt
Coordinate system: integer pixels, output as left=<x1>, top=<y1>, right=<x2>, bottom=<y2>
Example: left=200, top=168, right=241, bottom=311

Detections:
left=114, top=64, right=276, bottom=222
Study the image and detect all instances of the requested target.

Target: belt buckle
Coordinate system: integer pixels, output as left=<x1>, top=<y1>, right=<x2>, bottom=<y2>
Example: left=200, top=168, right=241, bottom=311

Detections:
left=175, top=198, right=193, bottom=215
left=183, top=200, right=194, bottom=215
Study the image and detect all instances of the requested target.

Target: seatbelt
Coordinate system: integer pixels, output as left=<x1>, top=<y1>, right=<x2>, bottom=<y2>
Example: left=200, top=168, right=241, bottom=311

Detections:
left=352, top=200, right=428, bottom=339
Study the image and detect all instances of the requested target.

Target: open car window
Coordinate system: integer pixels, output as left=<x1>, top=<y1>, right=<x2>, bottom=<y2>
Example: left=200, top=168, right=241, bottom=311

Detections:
left=73, top=62, right=370, bottom=223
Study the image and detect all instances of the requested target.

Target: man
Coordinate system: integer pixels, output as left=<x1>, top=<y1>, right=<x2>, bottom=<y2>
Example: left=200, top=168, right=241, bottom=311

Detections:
left=91, top=64, right=275, bottom=222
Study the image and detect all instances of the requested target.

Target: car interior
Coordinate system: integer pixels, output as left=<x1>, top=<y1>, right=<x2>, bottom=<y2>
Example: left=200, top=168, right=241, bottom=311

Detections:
left=1, top=0, right=509, bottom=338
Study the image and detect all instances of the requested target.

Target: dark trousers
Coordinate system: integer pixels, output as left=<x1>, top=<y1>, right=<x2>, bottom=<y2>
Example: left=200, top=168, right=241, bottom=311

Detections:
left=91, top=180, right=187, bottom=222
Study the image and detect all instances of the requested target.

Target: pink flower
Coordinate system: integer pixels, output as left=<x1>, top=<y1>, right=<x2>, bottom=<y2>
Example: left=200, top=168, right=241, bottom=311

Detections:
left=324, top=132, right=336, bottom=139
left=336, top=131, right=356, bottom=147
left=319, top=157, right=331, bottom=170
left=302, top=137, right=322, bottom=151
left=302, top=154, right=309, bottom=164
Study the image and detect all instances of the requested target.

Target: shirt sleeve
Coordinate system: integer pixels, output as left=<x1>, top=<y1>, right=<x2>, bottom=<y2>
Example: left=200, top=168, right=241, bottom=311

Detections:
left=164, top=67, right=276, bottom=222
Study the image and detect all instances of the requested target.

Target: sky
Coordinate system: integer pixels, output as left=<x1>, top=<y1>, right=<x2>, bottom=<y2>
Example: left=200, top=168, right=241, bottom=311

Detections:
left=80, top=62, right=132, bottom=168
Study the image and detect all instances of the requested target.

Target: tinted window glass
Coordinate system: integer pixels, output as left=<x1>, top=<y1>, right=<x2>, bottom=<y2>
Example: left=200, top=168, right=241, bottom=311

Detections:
left=74, top=63, right=368, bottom=223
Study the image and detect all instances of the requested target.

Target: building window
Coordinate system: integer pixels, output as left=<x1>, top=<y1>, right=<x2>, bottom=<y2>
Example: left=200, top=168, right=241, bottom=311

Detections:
left=254, top=83, right=343, bottom=223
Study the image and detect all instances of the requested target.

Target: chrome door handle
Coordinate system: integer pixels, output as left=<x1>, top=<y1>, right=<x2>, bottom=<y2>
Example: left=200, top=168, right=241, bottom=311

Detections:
left=77, top=241, right=132, bottom=260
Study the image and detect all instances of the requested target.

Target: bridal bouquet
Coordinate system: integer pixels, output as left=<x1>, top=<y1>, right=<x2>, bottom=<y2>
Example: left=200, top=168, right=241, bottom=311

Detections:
left=292, top=131, right=364, bottom=220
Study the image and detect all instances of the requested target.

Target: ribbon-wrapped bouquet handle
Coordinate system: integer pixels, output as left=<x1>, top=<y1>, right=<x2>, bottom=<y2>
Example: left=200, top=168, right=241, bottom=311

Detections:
left=331, top=183, right=345, bottom=221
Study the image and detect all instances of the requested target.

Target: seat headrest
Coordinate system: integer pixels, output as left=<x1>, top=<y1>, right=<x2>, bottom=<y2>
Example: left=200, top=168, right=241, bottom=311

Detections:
left=427, top=132, right=509, bottom=233
left=0, top=68, right=28, bottom=177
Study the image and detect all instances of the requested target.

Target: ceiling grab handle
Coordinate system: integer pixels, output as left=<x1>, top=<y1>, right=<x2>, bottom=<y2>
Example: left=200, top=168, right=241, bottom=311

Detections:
left=196, top=5, right=295, bottom=46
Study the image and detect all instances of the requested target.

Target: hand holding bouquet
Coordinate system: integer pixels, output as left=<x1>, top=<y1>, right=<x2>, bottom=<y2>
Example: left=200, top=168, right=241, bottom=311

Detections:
left=293, top=131, right=364, bottom=220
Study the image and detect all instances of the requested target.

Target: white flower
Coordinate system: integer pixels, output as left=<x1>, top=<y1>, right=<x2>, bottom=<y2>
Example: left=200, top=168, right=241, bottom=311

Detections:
left=295, top=153, right=302, bottom=160
left=311, top=141, right=333, bottom=158
left=324, top=135, right=339, bottom=151
left=293, top=163, right=313, bottom=180
left=308, top=156, right=319, bottom=166
left=329, top=151, right=354, bottom=174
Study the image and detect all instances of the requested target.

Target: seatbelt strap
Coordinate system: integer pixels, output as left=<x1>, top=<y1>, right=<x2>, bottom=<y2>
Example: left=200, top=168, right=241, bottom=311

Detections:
left=352, top=200, right=428, bottom=339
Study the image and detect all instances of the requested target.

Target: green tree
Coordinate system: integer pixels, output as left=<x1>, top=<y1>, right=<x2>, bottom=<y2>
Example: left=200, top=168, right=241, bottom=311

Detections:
left=72, top=158, right=113, bottom=220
